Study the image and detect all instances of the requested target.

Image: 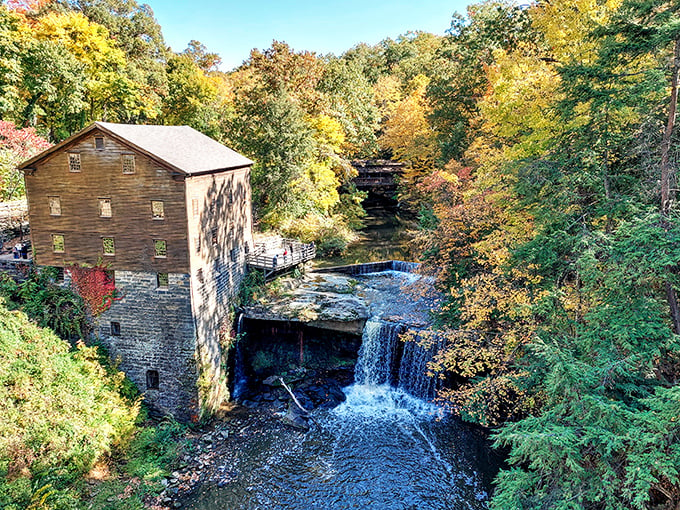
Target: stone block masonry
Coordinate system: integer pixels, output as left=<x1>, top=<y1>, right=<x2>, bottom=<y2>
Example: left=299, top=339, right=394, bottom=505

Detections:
left=98, top=271, right=197, bottom=420
left=0, top=257, right=32, bottom=282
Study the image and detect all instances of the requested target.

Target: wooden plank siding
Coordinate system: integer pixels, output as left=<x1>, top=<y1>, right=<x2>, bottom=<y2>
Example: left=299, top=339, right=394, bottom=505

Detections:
left=25, top=129, right=190, bottom=272
left=185, top=167, right=253, bottom=272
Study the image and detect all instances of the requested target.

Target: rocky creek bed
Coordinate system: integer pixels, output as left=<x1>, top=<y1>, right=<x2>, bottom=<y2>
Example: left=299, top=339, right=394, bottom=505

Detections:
left=144, top=367, right=356, bottom=509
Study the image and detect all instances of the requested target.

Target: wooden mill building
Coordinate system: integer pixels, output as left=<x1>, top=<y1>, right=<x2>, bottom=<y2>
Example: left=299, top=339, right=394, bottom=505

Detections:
left=20, top=122, right=254, bottom=419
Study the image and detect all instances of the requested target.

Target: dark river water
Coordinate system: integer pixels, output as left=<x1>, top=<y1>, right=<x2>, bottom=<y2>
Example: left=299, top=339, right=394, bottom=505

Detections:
left=316, top=205, right=416, bottom=267
left=185, top=384, right=496, bottom=510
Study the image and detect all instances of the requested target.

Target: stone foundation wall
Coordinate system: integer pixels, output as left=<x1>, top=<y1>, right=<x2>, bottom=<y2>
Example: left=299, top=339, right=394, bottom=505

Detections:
left=98, top=271, right=197, bottom=421
left=0, top=258, right=32, bottom=282
left=192, top=249, right=247, bottom=414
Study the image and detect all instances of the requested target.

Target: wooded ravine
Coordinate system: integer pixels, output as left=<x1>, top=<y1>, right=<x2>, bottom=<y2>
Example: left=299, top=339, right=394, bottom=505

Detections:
left=2, top=0, right=680, bottom=509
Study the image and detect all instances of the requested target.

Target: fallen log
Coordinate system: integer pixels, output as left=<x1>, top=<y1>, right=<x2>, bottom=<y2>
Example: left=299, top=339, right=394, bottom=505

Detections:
left=279, top=377, right=320, bottom=428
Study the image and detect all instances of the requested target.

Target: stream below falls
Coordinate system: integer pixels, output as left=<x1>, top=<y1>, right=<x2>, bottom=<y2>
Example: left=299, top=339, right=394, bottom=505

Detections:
left=186, top=385, right=494, bottom=510
left=186, top=269, right=498, bottom=509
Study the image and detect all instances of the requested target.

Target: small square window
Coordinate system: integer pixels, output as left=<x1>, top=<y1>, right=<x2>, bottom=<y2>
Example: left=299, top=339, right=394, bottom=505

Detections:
left=52, top=234, right=64, bottom=253
left=192, top=198, right=199, bottom=217
left=154, top=239, right=167, bottom=258
left=194, top=236, right=201, bottom=253
left=157, top=272, right=169, bottom=289
left=48, top=196, right=61, bottom=216
left=211, top=227, right=218, bottom=246
left=122, top=154, right=135, bottom=174
left=196, top=268, right=204, bottom=284
left=94, top=137, right=104, bottom=150
left=99, top=198, right=112, bottom=218
left=68, top=153, right=81, bottom=172
left=110, top=321, right=121, bottom=336
left=146, top=370, right=159, bottom=390
left=102, top=237, right=115, bottom=256
left=151, top=200, right=164, bottom=219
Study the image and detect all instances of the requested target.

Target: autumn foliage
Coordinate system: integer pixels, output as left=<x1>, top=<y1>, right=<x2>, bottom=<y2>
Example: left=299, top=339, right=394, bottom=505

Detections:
left=66, top=264, right=120, bottom=316
left=0, top=121, right=51, bottom=200
left=5, top=0, right=51, bottom=14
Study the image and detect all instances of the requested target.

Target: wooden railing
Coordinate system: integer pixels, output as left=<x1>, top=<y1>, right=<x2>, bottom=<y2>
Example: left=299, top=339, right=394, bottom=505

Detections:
left=246, top=238, right=316, bottom=275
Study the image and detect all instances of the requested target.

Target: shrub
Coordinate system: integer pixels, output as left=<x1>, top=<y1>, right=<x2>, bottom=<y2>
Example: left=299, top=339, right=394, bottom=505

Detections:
left=0, top=303, right=139, bottom=508
left=279, top=212, right=357, bottom=256
left=0, top=269, right=88, bottom=340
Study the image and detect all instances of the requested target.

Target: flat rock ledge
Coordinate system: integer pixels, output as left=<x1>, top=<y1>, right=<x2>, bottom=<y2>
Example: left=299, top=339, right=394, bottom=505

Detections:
left=243, top=273, right=370, bottom=334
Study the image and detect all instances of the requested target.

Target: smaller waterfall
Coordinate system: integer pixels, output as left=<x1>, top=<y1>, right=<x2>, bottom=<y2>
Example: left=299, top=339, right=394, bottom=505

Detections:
left=398, top=331, right=447, bottom=401
left=391, top=260, right=420, bottom=273
left=231, top=312, right=248, bottom=400
left=354, top=317, right=443, bottom=401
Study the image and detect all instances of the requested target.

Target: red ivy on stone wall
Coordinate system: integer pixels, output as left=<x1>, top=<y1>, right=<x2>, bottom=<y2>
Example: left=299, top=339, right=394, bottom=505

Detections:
left=66, top=264, right=121, bottom=317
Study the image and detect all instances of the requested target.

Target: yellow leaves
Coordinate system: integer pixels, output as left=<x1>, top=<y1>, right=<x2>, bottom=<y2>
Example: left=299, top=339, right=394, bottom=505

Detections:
left=438, top=170, right=459, bottom=185
left=308, top=114, right=346, bottom=153
left=379, top=74, right=439, bottom=171
left=530, top=0, right=623, bottom=63
left=305, top=160, right=340, bottom=213
left=481, top=47, right=562, bottom=156
left=373, top=75, right=403, bottom=119
left=35, top=12, right=125, bottom=72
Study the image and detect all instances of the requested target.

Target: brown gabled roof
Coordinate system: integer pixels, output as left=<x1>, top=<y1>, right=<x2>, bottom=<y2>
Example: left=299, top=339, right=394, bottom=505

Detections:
left=20, top=122, right=254, bottom=175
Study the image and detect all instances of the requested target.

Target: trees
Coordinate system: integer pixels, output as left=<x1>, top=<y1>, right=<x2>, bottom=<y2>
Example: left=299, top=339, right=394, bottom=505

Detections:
left=221, top=41, right=369, bottom=252
left=414, top=0, right=680, bottom=507
left=1, top=2, right=156, bottom=137
left=0, top=121, right=51, bottom=200
left=379, top=74, right=439, bottom=205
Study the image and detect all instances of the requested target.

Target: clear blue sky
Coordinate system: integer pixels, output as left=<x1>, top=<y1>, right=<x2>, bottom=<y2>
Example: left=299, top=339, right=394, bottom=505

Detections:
left=147, top=0, right=473, bottom=71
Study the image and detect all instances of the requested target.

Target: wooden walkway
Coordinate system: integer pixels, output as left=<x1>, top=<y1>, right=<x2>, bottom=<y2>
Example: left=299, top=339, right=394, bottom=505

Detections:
left=246, top=238, right=316, bottom=279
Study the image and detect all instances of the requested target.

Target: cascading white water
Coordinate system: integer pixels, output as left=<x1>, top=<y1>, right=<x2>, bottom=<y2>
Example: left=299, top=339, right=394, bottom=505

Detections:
left=398, top=330, right=447, bottom=401
left=354, top=319, right=402, bottom=386
left=353, top=297, right=444, bottom=401
left=187, top=269, right=493, bottom=510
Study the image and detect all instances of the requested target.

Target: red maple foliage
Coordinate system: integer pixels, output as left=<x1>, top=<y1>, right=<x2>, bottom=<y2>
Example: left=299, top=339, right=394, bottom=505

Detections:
left=5, top=0, right=52, bottom=14
left=66, top=264, right=122, bottom=317
left=0, top=121, right=51, bottom=159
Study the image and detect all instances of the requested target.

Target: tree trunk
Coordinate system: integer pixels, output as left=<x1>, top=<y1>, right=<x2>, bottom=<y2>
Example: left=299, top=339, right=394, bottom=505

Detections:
left=662, top=38, right=680, bottom=334
left=661, top=39, right=680, bottom=217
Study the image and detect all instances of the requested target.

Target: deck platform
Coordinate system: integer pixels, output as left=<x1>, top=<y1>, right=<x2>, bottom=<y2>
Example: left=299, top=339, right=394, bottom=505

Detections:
left=246, top=238, right=316, bottom=279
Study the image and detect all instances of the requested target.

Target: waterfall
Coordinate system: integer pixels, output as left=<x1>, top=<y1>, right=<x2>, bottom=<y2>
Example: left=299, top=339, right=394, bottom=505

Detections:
left=354, top=319, right=403, bottom=386
left=398, top=331, right=446, bottom=401
left=231, top=312, right=248, bottom=400
left=391, top=260, right=420, bottom=273
left=354, top=317, right=443, bottom=401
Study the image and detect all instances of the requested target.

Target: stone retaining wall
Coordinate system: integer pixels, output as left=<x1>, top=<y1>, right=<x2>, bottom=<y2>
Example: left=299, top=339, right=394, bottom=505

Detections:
left=0, top=257, right=33, bottom=281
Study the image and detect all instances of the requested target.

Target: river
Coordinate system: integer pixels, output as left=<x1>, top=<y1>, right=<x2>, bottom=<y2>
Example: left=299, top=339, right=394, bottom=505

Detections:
left=186, top=385, right=496, bottom=510
left=316, top=205, right=416, bottom=268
